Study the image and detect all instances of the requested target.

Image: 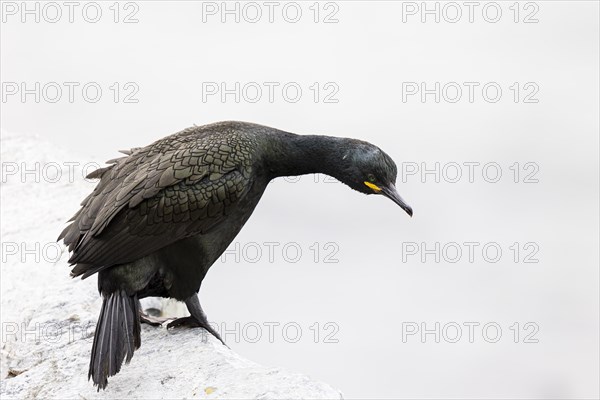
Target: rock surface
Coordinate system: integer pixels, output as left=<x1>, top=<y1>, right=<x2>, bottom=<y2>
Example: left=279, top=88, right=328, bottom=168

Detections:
left=0, top=131, right=342, bottom=399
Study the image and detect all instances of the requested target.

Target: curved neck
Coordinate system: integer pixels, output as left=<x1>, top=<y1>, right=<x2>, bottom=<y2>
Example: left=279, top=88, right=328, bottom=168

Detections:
left=262, top=131, right=350, bottom=180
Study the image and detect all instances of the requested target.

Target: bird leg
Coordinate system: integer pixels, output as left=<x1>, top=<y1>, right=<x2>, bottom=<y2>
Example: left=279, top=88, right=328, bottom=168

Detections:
left=167, top=294, right=226, bottom=346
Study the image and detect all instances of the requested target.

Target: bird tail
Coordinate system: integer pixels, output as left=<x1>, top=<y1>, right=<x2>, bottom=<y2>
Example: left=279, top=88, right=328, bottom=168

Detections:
left=89, top=290, right=141, bottom=390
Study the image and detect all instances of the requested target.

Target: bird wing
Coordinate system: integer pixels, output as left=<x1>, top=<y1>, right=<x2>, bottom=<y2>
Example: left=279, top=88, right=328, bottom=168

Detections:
left=59, top=126, right=257, bottom=275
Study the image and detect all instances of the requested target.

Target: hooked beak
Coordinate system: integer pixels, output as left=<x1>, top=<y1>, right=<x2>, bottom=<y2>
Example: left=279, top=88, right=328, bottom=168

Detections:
left=381, top=183, right=413, bottom=217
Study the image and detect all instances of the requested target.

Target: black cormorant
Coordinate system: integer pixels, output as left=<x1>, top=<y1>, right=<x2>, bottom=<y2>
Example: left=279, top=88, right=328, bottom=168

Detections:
left=58, top=121, right=413, bottom=389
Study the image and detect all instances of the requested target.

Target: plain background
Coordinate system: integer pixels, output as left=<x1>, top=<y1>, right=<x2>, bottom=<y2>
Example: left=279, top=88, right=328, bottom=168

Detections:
left=1, top=1, right=599, bottom=398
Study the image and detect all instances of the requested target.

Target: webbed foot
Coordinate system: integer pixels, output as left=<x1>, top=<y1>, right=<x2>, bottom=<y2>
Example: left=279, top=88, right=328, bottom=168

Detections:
left=166, top=295, right=226, bottom=346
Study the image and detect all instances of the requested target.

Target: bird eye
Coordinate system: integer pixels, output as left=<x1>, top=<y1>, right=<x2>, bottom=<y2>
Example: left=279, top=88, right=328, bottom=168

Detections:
left=367, top=174, right=376, bottom=182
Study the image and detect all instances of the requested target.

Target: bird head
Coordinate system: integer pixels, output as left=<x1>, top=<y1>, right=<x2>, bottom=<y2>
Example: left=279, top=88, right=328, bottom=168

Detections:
left=337, top=140, right=413, bottom=217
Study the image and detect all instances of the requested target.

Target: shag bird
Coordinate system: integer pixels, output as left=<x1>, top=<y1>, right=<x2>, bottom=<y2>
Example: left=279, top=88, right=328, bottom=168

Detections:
left=59, top=121, right=412, bottom=389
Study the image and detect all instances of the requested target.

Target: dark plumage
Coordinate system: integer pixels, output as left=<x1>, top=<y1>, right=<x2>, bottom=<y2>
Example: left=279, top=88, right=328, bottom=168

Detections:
left=59, top=121, right=412, bottom=389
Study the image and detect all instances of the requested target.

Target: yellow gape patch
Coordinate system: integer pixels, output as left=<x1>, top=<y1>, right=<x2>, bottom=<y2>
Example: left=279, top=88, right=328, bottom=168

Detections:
left=364, top=181, right=382, bottom=192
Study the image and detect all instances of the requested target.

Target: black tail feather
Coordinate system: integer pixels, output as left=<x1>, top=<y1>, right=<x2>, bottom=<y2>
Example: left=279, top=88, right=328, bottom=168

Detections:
left=89, top=290, right=141, bottom=390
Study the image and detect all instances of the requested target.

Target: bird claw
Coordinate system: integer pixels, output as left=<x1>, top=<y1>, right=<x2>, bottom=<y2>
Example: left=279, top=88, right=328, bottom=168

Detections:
left=167, top=316, right=227, bottom=347
left=139, top=313, right=172, bottom=327
left=166, top=316, right=200, bottom=329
